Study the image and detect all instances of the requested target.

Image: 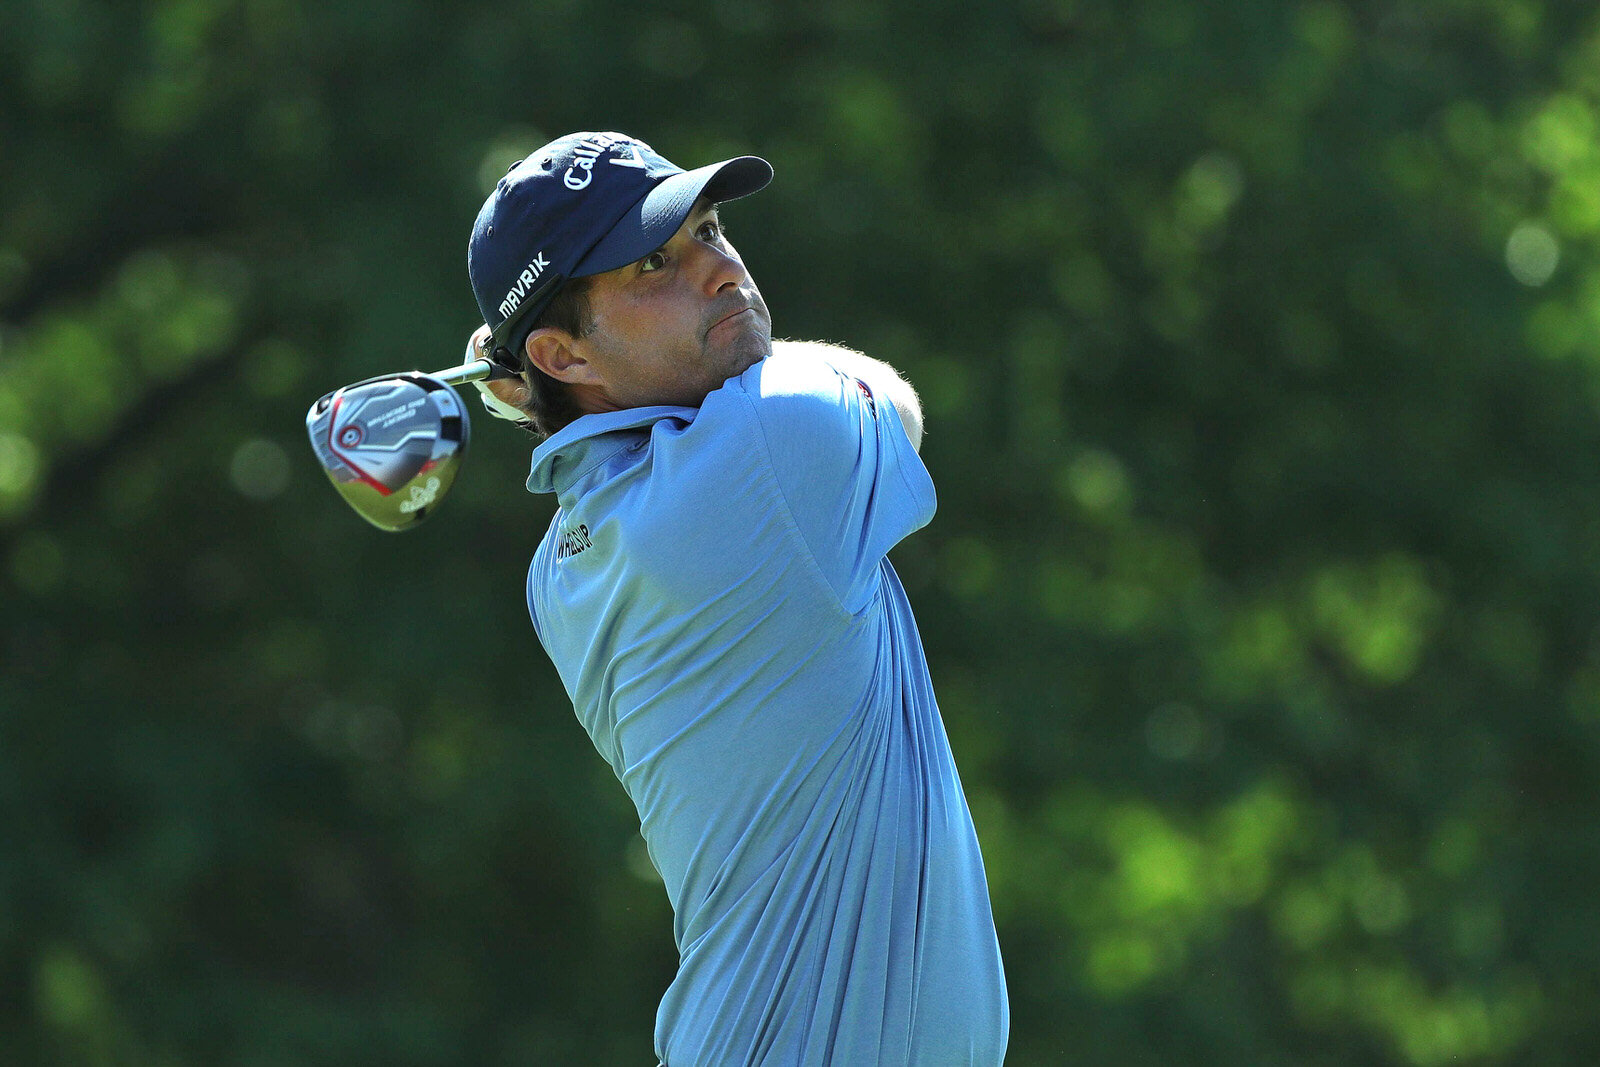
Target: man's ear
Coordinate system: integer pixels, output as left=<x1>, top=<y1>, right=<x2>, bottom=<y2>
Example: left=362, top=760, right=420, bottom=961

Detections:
left=525, top=328, right=603, bottom=387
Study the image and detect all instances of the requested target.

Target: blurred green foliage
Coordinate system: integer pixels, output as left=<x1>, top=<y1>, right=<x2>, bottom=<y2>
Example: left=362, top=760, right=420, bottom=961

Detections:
left=4, top=0, right=1600, bottom=1063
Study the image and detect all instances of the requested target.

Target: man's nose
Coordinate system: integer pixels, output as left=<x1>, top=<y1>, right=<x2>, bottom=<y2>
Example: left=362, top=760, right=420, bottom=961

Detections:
left=699, top=242, right=745, bottom=294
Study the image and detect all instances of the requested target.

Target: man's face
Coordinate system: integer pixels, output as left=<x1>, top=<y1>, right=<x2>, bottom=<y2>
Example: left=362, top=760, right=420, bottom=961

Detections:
left=568, top=199, right=772, bottom=410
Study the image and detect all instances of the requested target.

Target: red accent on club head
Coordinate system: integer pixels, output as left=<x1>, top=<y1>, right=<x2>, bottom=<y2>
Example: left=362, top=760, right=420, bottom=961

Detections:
left=327, top=392, right=394, bottom=496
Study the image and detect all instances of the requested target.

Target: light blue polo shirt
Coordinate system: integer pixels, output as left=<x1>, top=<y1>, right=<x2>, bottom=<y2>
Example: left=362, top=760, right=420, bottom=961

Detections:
left=523, top=349, right=1008, bottom=1066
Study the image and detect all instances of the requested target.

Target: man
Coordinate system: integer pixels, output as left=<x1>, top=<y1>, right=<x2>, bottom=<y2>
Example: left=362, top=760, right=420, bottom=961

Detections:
left=466, top=131, right=1007, bottom=1066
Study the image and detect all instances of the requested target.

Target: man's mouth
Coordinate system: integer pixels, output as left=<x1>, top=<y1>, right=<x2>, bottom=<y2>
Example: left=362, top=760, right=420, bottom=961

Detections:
left=710, top=307, right=754, bottom=333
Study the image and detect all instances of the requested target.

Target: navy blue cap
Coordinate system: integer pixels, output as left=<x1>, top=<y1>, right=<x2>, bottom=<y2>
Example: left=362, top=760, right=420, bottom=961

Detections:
left=468, top=132, right=772, bottom=363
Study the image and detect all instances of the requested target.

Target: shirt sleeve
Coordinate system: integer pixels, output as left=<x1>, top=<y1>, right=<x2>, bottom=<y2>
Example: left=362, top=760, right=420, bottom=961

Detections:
left=734, top=349, right=936, bottom=613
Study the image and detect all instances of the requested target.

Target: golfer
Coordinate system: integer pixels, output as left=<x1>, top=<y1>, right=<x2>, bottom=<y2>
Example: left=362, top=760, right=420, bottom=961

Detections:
left=467, top=131, right=1008, bottom=1066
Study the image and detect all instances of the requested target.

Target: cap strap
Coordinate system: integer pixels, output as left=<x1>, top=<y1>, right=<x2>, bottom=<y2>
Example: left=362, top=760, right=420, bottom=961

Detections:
left=486, top=272, right=567, bottom=372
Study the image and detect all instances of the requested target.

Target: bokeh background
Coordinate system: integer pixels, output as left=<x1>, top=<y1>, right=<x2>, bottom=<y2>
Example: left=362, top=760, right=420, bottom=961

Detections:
left=5, top=0, right=1600, bottom=1063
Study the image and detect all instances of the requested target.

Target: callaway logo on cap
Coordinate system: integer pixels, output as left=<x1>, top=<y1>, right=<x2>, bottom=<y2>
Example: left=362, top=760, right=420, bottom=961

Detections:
left=467, top=131, right=773, bottom=370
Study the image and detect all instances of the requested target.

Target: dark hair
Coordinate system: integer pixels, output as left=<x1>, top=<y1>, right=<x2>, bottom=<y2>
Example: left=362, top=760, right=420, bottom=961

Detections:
left=512, top=276, right=593, bottom=439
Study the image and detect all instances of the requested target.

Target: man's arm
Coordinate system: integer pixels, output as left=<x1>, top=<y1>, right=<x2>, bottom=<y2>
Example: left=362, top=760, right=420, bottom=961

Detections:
left=772, top=340, right=924, bottom=452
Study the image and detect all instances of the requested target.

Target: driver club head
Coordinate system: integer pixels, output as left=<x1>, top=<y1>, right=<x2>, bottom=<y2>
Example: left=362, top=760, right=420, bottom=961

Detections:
left=306, top=372, right=470, bottom=532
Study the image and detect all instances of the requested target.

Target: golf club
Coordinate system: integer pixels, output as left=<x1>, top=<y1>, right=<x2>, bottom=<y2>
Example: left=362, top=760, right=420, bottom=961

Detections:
left=305, top=353, right=511, bottom=532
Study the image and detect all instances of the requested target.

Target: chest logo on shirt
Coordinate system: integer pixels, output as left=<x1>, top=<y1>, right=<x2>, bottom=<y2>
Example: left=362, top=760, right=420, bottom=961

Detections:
left=556, top=522, right=593, bottom=560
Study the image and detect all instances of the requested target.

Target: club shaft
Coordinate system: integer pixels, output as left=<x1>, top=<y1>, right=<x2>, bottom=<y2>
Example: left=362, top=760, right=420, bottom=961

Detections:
left=432, top=359, right=497, bottom=386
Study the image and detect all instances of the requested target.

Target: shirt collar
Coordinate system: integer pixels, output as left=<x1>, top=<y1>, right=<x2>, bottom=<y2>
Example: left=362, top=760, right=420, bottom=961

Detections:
left=526, top=405, right=696, bottom=496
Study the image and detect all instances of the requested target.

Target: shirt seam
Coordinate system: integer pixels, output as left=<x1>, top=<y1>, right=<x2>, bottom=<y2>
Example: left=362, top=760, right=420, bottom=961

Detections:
left=732, top=382, right=868, bottom=621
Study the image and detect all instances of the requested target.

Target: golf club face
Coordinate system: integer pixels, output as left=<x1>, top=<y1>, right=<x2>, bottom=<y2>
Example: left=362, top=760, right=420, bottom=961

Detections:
left=306, top=372, right=470, bottom=532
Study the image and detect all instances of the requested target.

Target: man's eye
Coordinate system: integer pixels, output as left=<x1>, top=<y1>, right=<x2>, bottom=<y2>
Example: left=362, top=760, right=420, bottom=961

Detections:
left=640, top=251, right=668, bottom=272
left=698, top=219, right=722, bottom=241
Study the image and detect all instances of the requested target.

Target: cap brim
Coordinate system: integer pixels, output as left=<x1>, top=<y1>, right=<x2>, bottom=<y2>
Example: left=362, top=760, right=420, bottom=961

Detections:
left=573, top=156, right=773, bottom=278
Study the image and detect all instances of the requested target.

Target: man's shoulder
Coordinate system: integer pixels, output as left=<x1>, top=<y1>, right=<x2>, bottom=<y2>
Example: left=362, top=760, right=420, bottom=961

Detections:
left=733, top=344, right=853, bottom=400
left=706, top=347, right=867, bottom=448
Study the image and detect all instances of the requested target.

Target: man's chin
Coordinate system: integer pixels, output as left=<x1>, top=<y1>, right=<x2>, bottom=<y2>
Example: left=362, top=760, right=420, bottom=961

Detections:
left=736, top=344, right=770, bottom=375
left=716, top=335, right=771, bottom=380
